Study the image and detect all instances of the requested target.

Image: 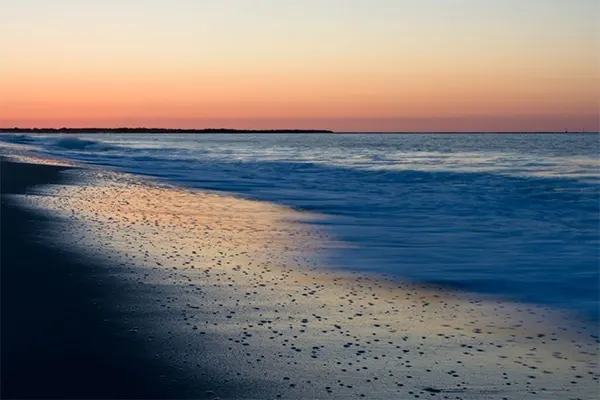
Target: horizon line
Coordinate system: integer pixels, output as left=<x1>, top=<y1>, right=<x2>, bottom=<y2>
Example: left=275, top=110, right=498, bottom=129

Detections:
left=0, top=127, right=597, bottom=134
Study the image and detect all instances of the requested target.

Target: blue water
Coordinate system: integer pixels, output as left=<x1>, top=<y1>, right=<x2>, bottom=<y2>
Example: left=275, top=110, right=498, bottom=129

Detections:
left=3, top=133, right=599, bottom=320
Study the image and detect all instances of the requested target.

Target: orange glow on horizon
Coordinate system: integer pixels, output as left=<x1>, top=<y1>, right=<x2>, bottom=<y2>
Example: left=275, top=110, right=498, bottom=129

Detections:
left=1, top=0, right=597, bottom=132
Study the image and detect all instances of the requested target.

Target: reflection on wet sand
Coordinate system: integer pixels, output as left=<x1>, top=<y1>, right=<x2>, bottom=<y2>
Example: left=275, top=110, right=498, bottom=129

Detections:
left=11, top=156, right=599, bottom=399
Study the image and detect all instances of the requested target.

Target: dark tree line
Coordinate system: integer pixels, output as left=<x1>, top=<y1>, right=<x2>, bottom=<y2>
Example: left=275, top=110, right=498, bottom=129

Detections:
left=0, top=127, right=334, bottom=134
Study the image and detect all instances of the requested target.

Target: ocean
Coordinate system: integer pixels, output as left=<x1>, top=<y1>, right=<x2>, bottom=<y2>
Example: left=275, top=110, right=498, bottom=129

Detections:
left=4, top=132, right=599, bottom=321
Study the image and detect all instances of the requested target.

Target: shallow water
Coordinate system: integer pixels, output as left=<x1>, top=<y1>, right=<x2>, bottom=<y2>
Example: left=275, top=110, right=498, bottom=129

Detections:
left=3, top=132, right=599, bottom=320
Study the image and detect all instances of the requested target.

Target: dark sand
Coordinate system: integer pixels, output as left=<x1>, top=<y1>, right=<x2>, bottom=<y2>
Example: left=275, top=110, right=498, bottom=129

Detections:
left=0, top=159, right=197, bottom=398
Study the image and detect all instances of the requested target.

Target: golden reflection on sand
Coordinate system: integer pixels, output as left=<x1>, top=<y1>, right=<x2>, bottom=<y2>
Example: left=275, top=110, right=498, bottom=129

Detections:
left=11, top=165, right=599, bottom=399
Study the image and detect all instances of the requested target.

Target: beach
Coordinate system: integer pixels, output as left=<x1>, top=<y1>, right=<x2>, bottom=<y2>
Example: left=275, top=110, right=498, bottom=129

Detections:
left=1, top=149, right=598, bottom=399
left=2, top=0, right=598, bottom=397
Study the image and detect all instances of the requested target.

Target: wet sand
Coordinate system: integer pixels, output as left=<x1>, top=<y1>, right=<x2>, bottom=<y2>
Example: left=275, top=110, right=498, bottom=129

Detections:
left=0, top=159, right=213, bottom=398
left=1, top=152, right=598, bottom=399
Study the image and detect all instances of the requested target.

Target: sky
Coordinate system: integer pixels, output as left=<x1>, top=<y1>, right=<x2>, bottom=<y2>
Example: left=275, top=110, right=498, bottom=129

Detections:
left=0, top=0, right=598, bottom=132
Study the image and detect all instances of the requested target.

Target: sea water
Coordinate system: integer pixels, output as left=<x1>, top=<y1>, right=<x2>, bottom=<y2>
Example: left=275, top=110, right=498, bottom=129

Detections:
left=3, top=133, right=599, bottom=321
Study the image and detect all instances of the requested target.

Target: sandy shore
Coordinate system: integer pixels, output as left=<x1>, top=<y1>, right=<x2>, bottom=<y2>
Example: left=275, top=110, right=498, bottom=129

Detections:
left=0, top=158, right=217, bottom=399
left=1, top=149, right=598, bottom=399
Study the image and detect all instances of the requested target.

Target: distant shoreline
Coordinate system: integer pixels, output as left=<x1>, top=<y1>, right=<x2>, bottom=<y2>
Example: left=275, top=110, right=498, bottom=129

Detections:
left=0, top=127, right=333, bottom=134
left=0, top=128, right=596, bottom=134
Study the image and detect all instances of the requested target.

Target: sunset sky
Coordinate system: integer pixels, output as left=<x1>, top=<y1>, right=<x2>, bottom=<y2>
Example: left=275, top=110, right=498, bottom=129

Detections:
left=1, top=0, right=598, bottom=132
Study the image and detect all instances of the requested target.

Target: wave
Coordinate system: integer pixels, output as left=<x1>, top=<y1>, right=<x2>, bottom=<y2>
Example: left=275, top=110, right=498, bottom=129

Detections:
left=50, top=137, right=119, bottom=152
left=2, top=134, right=37, bottom=144
left=0, top=134, right=120, bottom=152
left=3, top=133, right=598, bottom=183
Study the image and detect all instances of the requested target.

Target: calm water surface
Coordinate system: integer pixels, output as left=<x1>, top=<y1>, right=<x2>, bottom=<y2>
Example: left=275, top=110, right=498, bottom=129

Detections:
left=5, top=133, right=599, bottom=321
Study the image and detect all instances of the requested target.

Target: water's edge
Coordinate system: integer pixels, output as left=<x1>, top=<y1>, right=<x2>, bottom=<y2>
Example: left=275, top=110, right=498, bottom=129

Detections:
left=1, top=133, right=598, bottom=322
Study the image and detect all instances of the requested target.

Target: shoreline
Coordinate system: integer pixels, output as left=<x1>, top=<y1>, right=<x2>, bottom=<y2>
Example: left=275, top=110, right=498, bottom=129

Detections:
left=0, top=158, right=212, bottom=398
left=1, top=149, right=598, bottom=399
left=0, top=128, right=334, bottom=134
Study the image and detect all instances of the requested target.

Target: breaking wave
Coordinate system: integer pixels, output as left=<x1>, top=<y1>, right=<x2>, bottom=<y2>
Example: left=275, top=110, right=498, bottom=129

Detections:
left=50, top=137, right=119, bottom=152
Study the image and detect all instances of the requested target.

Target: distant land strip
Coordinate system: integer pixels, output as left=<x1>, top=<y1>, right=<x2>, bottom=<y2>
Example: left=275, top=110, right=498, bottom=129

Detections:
left=0, top=127, right=333, bottom=134
left=0, top=128, right=595, bottom=134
